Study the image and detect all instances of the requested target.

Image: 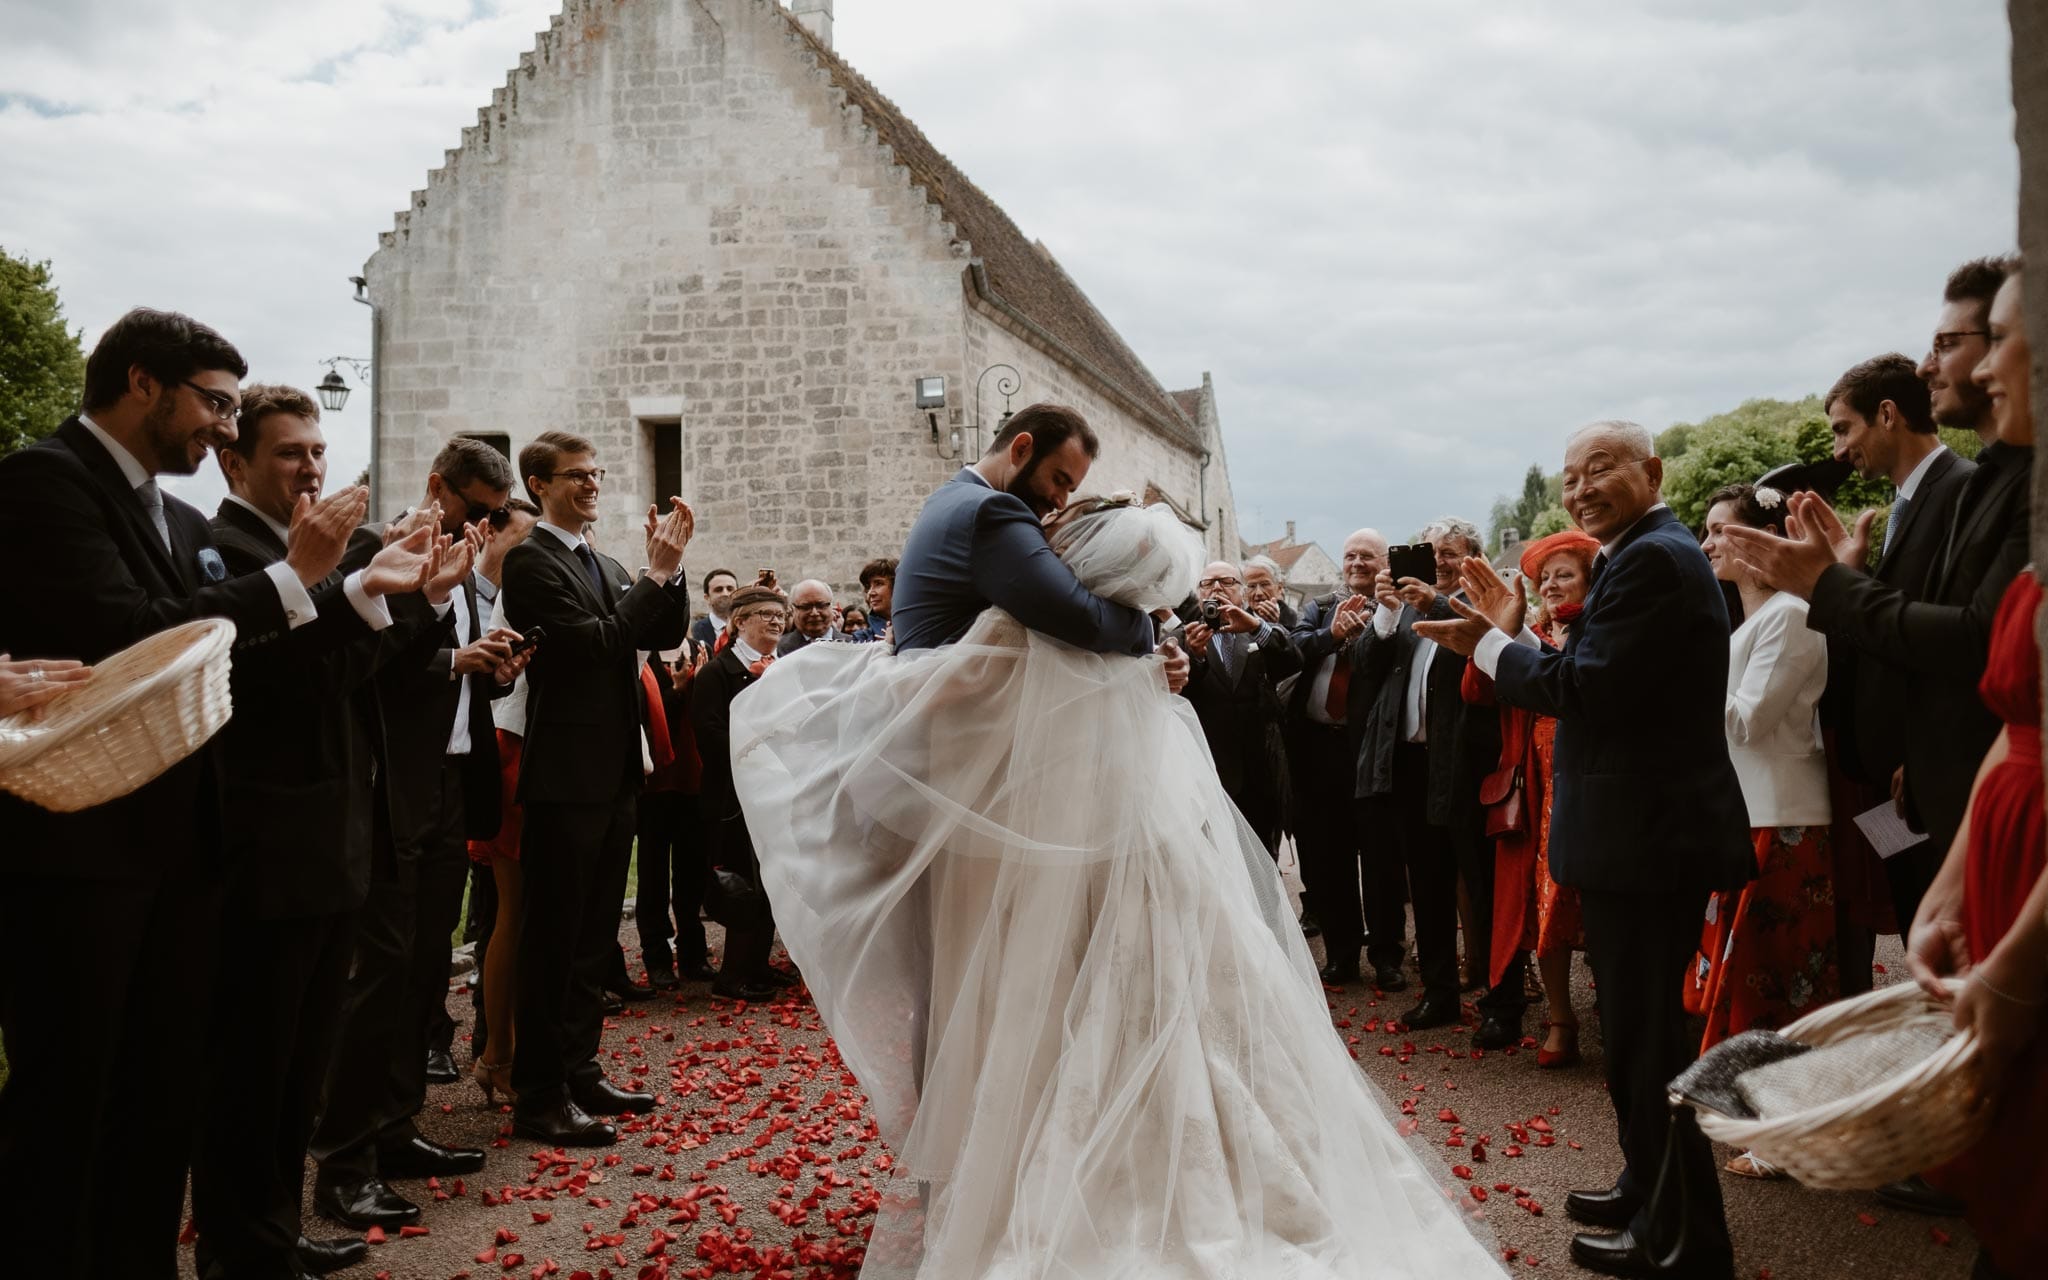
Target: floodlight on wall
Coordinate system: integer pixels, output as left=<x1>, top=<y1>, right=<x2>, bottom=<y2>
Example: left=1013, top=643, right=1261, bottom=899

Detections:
left=316, top=356, right=373, bottom=413
left=915, top=374, right=958, bottom=456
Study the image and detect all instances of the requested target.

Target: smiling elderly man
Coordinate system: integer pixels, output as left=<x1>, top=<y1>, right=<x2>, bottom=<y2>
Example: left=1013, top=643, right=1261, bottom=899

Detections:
left=777, top=578, right=839, bottom=655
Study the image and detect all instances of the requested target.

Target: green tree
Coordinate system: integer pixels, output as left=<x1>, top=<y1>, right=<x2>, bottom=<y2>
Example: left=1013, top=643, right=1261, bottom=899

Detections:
left=1488, top=463, right=1565, bottom=552
left=1528, top=505, right=1573, bottom=538
left=0, top=249, right=86, bottom=456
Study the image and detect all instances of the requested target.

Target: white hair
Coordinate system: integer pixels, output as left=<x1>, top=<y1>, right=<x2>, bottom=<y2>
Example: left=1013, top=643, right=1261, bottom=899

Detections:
left=1568, top=419, right=1656, bottom=461
left=1419, top=517, right=1483, bottom=556
left=1244, top=554, right=1284, bottom=583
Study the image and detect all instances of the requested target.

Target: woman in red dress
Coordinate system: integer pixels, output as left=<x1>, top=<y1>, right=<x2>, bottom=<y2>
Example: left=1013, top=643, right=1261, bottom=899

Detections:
left=1907, top=265, right=2047, bottom=1280
left=1461, top=529, right=1596, bottom=1067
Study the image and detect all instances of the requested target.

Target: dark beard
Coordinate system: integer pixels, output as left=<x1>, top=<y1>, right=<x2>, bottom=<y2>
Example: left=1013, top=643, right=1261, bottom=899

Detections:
left=140, top=397, right=199, bottom=475
left=1004, top=450, right=1056, bottom=517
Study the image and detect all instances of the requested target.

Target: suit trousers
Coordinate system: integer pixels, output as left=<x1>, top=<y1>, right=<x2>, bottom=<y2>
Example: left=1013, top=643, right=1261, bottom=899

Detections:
left=1366, top=744, right=1458, bottom=1000
left=713, top=812, right=777, bottom=983
left=636, top=790, right=711, bottom=971
left=312, top=760, right=469, bottom=1184
left=1291, top=723, right=1365, bottom=962
left=193, top=908, right=356, bottom=1278
left=514, top=790, right=637, bottom=1098
left=0, top=869, right=223, bottom=1280
left=1577, top=887, right=1730, bottom=1256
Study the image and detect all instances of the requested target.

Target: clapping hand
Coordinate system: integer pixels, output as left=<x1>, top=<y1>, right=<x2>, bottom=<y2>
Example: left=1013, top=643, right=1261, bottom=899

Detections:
left=1411, top=594, right=1496, bottom=657
left=383, top=501, right=440, bottom=548
left=644, top=498, right=695, bottom=583
left=423, top=527, right=478, bottom=606
left=285, top=485, right=369, bottom=587
left=1251, top=597, right=1282, bottom=623
left=0, top=655, right=92, bottom=720
left=1788, top=491, right=1875, bottom=570
left=360, top=524, right=438, bottom=599
left=1458, top=556, right=1527, bottom=636
left=1330, top=593, right=1372, bottom=642
left=1720, top=496, right=1839, bottom=600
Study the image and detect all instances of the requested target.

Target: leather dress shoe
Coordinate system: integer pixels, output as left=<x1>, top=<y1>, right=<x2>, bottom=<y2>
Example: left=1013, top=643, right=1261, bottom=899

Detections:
left=514, top=1092, right=618, bottom=1147
left=1373, top=964, right=1410, bottom=993
left=378, top=1133, right=486, bottom=1178
left=711, top=975, right=781, bottom=1001
left=607, top=977, right=656, bottom=1002
left=570, top=1071, right=657, bottom=1116
left=648, top=966, right=680, bottom=990
left=313, top=1176, right=421, bottom=1230
left=682, top=958, right=719, bottom=982
left=1400, top=996, right=1461, bottom=1030
left=1570, top=1228, right=1733, bottom=1279
left=763, top=966, right=801, bottom=988
left=1471, top=1013, right=1521, bottom=1051
left=1876, top=1173, right=1965, bottom=1216
left=1316, top=961, right=1361, bottom=985
left=425, top=1047, right=460, bottom=1085
left=296, top=1234, right=370, bottom=1275
left=1565, top=1184, right=1642, bottom=1229
left=600, top=989, right=625, bottom=1015
left=1298, top=912, right=1322, bottom=939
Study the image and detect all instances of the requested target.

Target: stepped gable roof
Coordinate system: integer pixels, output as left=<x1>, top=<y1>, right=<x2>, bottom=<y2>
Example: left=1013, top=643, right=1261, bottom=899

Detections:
left=782, top=14, right=1198, bottom=447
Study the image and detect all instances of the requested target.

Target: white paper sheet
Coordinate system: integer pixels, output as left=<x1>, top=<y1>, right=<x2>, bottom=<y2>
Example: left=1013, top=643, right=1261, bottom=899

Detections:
left=1853, top=800, right=1930, bottom=860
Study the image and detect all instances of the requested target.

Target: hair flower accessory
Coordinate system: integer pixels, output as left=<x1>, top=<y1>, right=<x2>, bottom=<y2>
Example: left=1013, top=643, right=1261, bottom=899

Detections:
left=1102, top=490, right=1139, bottom=507
left=1753, top=486, right=1785, bottom=510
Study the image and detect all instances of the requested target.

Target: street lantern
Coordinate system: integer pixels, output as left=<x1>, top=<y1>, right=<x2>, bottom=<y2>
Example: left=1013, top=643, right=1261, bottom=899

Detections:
left=316, top=370, right=351, bottom=412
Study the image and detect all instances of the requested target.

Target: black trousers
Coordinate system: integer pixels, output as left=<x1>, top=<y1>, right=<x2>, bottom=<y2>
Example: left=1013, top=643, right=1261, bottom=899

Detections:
left=469, top=863, right=500, bottom=1059
left=636, top=789, right=710, bottom=971
left=0, top=869, right=222, bottom=1280
left=712, top=812, right=776, bottom=983
left=514, top=791, right=636, bottom=1098
left=312, top=761, right=469, bottom=1184
left=1290, top=722, right=1375, bottom=965
left=1365, top=744, right=1459, bottom=1000
left=1577, top=888, right=1730, bottom=1256
left=193, top=908, right=356, bottom=1278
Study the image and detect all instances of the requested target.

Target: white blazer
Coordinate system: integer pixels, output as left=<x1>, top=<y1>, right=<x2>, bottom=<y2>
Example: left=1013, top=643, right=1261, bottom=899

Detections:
left=1725, top=592, right=1831, bottom=828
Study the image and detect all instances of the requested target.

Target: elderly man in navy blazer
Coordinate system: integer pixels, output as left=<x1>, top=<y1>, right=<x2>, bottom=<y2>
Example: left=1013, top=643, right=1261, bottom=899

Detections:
left=1421, top=420, right=1752, bottom=1280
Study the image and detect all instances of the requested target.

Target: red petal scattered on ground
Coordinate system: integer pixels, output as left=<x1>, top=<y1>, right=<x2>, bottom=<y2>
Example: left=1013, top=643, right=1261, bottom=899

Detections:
left=365, top=1225, right=387, bottom=1245
left=1857, top=1213, right=1879, bottom=1227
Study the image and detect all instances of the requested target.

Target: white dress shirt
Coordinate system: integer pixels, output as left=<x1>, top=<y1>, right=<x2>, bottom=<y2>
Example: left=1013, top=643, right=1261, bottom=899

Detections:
left=1303, top=651, right=1345, bottom=725
left=79, top=415, right=323, bottom=630
left=221, top=493, right=393, bottom=632
left=487, top=589, right=528, bottom=738
left=1725, top=592, right=1831, bottom=827
left=1896, top=444, right=1947, bottom=501
left=444, top=579, right=474, bottom=756
left=1372, top=602, right=1435, bottom=742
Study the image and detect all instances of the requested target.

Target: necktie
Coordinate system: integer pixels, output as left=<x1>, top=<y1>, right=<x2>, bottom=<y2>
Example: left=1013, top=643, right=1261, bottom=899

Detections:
left=1322, top=650, right=1351, bottom=722
left=1590, top=551, right=1609, bottom=587
left=574, top=543, right=609, bottom=607
left=1214, top=630, right=1236, bottom=681
left=1882, top=492, right=1912, bottom=564
left=135, top=479, right=171, bottom=552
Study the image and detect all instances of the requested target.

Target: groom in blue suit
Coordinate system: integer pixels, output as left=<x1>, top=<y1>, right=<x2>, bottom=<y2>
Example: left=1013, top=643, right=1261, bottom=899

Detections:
left=1421, top=420, right=1752, bottom=1280
left=894, top=402, right=1178, bottom=670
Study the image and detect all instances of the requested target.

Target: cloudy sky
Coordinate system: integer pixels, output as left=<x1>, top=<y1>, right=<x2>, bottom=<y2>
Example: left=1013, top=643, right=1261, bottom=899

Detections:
left=0, top=0, right=2020, bottom=558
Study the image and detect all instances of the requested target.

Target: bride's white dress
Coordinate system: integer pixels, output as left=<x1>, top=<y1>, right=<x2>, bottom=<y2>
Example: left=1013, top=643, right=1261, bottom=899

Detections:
left=731, top=504, right=1502, bottom=1279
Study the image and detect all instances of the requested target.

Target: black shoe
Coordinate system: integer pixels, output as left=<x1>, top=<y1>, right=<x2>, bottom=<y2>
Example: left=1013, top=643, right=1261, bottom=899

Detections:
left=1400, top=996, right=1461, bottom=1029
left=607, top=978, right=656, bottom=1002
left=682, top=958, right=719, bottom=982
left=1373, top=964, right=1410, bottom=993
left=1565, top=1184, right=1642, bottom=1229
left=648, top=966, right=680, bottom=990
left=601, top=989, right=625, bottom=1015
left=710, top=976, right=780, bottom=1000
left=1472, top=1013, right=1521, bottom=1051
left=763, top=966, right=800, bottom=988
left=297, top=1235, right=370, bottom=1275
left=513, top=1092, right=618, bottom=1147
left=1316, top=961, right=1361, bottom=985
left=1569, top=1228, right=1734, bottom=1279
left=424, top=1047, right=459, bottom=1085
left=312, top=1176, right=421, bottom=1230
left=377, top=1133, right=486, bottom=1178
left=1876, top=1174, right=1965, bottom=1216
left=1298, top=912, right=1322, bottom=939
left=570, top=1071, right=657, bottom=1116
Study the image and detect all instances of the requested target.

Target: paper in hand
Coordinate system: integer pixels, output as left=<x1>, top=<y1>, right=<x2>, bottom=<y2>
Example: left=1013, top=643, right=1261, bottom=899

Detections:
left=1852, top=800, right=1928, bottom=861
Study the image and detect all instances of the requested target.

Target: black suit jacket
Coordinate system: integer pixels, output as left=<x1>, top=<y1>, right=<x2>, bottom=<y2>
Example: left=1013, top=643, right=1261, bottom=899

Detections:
left=502, top=530, right=689, bottom=806
left=1493, top=507, right=1753, bottom=896
left=1180, top=622, right=1300, bottom=810
left=690, top=644, right=759, bottom=824
left=1815, top=447, right=1973, bottom=786
left=1350, top=596, right=1500, bottom=825
left=1807, top=441, right=2031, bottom=850
left=0, top=421, right=299, bottom=880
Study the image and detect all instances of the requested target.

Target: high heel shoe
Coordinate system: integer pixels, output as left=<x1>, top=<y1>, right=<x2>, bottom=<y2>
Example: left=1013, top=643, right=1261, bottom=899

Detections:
left=1537, top=1021, right=1581, bottom=1070
left=473, top=1058, right=518, bottom=1105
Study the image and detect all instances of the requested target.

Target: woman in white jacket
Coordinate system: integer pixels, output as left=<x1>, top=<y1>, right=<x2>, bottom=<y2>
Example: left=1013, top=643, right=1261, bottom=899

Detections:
left=1695, top=482, right=1841, bottom=1175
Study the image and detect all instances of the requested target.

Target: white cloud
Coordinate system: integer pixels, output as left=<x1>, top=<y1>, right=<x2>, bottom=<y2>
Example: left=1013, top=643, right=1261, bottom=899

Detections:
left=0, top=0, right=2018, bottom=555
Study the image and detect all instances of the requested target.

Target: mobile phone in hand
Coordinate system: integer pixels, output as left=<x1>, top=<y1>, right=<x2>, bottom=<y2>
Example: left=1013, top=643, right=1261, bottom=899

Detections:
left=1388, top=543, right=1435, bottom=586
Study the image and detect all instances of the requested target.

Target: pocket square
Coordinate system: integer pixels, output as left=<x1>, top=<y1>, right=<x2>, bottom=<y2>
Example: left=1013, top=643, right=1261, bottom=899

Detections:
left=197, top=547, right=227, bottom=583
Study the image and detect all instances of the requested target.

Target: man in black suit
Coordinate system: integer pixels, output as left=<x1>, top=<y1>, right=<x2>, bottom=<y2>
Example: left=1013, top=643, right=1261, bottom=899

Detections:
left=1352, top=520, right=1502, bottom=1033
left=0, top=310, right=366, bottom=1279
left=1286, top=529, right=1397, bottom=986
left=1179, top=560, right=1300, bottom=856
left=312, top=436, right=518, bottom=1229
left=777, top=578, right=839, bottom=655
left=502, top=429, right=695, bottom=1145
left=193, top=384, right=467, bottom=1280
left=1424, top=421, right=1751, bottom=1279
left=690, top=568, right=739, bottom=649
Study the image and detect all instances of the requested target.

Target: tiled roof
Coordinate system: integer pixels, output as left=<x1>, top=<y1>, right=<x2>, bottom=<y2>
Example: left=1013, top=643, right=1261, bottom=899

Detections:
left=1242, top=537, right=1320, bottom=575
left=1168, top=387, right=1203, bottom=425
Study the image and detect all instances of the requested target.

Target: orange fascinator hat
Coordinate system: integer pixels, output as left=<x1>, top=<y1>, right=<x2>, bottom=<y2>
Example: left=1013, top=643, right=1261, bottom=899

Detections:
left=1518, top=528, right=1601, bottom=583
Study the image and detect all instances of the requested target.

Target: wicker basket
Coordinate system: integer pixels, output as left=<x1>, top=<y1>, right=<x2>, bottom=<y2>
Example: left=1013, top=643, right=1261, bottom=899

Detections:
left=0, top=618, right=237, bottom=812
left=1690, top=979, right=1992, bottom=1190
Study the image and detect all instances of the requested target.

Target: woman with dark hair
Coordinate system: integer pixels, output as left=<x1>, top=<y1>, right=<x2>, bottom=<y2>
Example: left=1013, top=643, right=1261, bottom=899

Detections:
left=1460, top=530, right=1597, bottom=1068
left=1693, top=481, right=1837, bottom=1175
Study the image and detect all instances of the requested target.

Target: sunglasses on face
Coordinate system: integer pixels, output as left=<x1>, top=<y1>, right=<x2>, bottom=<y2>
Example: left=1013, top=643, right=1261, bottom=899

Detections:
left=465, top=501, right=512, bottom=529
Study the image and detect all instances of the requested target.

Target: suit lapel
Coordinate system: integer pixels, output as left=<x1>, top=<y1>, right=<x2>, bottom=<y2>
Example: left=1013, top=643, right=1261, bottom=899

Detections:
left=1573, top=507, right=1674, bottom=652
left=542, top=532, right=609, bottom=613
left=1878, top=450, right=1956, bottom=578
left=215, top=498, right=289, bottom=558
left=57, top=419, right=182, bottom=590
left=1933, top=447, right=2013, bottom=597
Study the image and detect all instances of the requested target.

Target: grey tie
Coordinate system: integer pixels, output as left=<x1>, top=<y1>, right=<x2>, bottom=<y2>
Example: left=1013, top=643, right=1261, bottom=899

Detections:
left=135, top=479, right=171, bottom=552
left=1883, top=492, right=1912, bottom=563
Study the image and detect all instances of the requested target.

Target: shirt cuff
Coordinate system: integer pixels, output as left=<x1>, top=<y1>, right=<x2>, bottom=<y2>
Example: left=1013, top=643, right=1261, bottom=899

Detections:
left=1372, top=602, right=1399, bottom=638
left=342, top=570, right=394, bottom=632
left=1474, top=626, right=1513, bottom=678
left=264, top=561, right=318, bottom=631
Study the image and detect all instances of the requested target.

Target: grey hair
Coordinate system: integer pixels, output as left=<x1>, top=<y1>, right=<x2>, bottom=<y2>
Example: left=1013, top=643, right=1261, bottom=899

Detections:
left=1568, top=419, right=1657, bottom=461
left=1244, top=554, right=1285, bottom=583
left=1419, top=517, right=1483, bottom=556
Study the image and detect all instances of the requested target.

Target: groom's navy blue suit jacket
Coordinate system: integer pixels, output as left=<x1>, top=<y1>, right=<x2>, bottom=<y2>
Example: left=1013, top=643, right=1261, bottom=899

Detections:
left=892, top=468, right=1155, bottom=655
left=1492, top=505, right=1753, bottom=897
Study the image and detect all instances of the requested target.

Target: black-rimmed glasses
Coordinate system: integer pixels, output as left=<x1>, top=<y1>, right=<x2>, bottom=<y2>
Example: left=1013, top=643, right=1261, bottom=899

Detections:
left=182, top=380, right=240, bottom=422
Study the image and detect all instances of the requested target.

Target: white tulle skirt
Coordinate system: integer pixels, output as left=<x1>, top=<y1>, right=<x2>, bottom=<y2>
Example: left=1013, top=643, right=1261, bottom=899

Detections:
left=731, top=611, right=1502, bottom=1279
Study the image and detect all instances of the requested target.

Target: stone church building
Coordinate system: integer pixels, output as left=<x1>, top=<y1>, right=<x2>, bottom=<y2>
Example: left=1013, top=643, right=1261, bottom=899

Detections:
left=363, top=0, right=1241, bottom=593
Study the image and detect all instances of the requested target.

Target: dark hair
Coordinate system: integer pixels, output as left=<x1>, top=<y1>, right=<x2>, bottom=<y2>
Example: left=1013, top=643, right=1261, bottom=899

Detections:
left=82, top=308, right=247, bottom=413
left=702, top=567, right=738, bottom=592
left=432, top=435, right=513, bottom=495
left=516, top=429, right=595, bottom=503
left=1944, top=255, right=2018, bottom=328
left=223, top=382, right=320, bottom=458
left=506, top=496, right=540, bottom=518
left=1703, top=483, right=1785, bottom=536
left=857, top=557, right=897, bottom=588
left=1825, top=353, right=1934, bottom=433
left=985, top=403, right=1099, bottom=461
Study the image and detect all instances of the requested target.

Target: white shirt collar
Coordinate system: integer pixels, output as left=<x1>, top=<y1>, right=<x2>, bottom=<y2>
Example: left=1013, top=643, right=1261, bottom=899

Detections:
left=959, top=466, right=993, bottom=490
left=1599, top=502, right=1670, bottom=560
left=534, top=520, right=585, bottom=551
left=731, top=637, right=764, bottom=666
left=77, top=413, right=154, bottom=490
left=224, top=493, right=292, bottom=545
left=1897, top=444, right=1948, bottom=501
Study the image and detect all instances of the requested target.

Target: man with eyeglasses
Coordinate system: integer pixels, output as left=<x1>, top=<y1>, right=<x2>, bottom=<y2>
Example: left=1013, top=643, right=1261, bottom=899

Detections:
left=776, top=579, right=840, bottom=655
left=1178, top=561, right=1299, bottom=861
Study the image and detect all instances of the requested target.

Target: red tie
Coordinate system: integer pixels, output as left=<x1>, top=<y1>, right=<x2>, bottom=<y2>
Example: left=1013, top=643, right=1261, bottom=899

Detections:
left=1323, top=651, right=1351, bottom=722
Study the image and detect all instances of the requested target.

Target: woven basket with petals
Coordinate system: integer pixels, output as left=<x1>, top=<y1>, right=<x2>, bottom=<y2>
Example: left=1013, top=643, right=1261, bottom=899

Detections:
left=0, top=618, right=236, bottom=813
left=1691, top=979, right=1992, bottom=1190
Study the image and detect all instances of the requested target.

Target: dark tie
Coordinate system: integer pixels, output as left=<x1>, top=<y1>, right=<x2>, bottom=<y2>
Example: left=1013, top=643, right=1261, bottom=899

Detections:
left=1590, top=551, right=1609, bottom=587
left=1882, top=492, right=1911, bottom=564
left=1214, top=630, right=1237, bottom=681
left=574, top=543, right=608, bottom=606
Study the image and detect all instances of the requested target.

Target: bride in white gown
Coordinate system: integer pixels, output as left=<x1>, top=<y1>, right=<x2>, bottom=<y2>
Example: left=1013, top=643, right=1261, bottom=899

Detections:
left=730, top=497, right=1503, bottom=1280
